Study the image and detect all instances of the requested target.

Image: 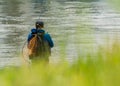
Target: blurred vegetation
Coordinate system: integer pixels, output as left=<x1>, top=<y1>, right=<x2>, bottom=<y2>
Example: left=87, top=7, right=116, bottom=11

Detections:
left=0, top=40, right=120, bottom=86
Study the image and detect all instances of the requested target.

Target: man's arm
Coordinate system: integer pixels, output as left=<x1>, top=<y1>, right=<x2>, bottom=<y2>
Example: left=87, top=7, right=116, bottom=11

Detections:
left=27, top=33, right=33, bottom=43
left=44, top=33, right=54, bottom=48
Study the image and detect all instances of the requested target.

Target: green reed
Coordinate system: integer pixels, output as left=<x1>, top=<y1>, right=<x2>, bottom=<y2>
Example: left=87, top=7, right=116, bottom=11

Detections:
left=0, top=40, right=120, bottom=86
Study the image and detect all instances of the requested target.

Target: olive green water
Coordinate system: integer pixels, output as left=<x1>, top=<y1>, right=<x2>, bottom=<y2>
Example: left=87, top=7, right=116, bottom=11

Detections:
left=0, top=0, right=120, bottom=67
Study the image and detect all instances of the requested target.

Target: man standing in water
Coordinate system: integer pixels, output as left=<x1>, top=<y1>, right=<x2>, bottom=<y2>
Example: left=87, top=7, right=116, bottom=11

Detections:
left=27, top=21, right=54, bottom=63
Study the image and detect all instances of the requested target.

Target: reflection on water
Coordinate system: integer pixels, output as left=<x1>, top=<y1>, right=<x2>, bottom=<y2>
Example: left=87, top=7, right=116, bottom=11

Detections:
left=0, top=0, right=120, bottom=66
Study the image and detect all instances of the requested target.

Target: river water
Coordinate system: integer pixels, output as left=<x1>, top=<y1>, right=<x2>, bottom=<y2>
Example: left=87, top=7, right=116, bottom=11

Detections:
left=0, top=0, right=120, bottom=67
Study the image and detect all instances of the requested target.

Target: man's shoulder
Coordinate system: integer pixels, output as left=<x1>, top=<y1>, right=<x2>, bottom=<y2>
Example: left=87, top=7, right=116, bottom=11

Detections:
left=31, top=28, right=37, bottom=31
left=30, top=28, right=37, bottom=34
left=44, top=32, right=50, bottom=37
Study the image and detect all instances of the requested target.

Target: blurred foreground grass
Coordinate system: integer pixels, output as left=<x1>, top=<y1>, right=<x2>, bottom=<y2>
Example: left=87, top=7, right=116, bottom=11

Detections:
left=0, top=40, right=120, bottom=86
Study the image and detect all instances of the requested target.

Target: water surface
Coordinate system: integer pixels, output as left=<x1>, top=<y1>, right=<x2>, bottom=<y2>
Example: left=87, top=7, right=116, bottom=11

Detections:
left=0, top=0, right=120, bottom=66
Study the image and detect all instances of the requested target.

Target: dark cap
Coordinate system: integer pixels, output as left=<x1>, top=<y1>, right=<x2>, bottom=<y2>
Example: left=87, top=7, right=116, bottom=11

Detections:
left=35, top=21, right=44, bottom=27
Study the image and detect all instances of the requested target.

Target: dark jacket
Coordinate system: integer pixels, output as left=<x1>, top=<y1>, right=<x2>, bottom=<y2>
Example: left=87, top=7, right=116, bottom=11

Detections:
left=27, top=28, right=54, bottom=48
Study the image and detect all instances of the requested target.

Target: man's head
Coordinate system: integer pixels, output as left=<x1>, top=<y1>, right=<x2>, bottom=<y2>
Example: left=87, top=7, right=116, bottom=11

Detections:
left=35, top=21, right=44, bottom=29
